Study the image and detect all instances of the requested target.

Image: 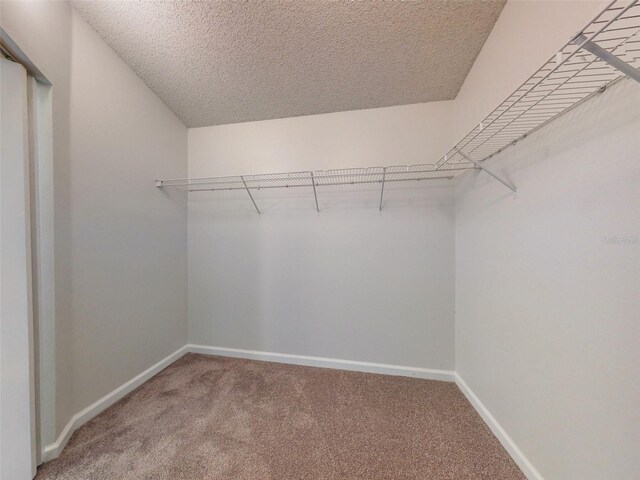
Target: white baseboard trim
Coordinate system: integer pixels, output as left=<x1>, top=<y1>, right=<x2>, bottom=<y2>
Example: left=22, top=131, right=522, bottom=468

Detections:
left=187, top=344, right=455, bottom=382
left=454, top=374, right=543, bottom=480
left=42, top=345, right=189, bottom=462
left=42, top=344, right=539, bottom=480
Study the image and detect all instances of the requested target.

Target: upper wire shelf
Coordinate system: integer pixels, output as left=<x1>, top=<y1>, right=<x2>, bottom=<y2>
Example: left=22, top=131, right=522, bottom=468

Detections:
left=158, top=164, right=473, bottom=213
left=436, top=0, right=640, bottom=171
left=157, top=0, right=640, bottom=208
left=157, top=164, right=472, bottom=192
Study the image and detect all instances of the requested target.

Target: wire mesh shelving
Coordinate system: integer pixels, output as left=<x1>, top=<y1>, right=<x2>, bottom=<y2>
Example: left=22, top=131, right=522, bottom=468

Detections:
left=157, top=0, right=640, bottom=211
left=436, top=0, right=640, bottom=172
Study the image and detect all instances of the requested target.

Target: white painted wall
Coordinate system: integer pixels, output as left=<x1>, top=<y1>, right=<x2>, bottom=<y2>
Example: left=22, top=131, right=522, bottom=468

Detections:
left=189, top=101, right=453, bottom=175
left=455, top=77, right=640, bottom=480
left=188, top=102, right=456, bottom=370
left=0, top=0, right=188, bottom=448
left=453, top=2, right=639, bottom=478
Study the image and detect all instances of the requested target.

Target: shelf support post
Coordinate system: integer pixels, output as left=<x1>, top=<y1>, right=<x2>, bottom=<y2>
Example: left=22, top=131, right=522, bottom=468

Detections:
left=573, top=33, right=640, bottom=84
left=241, top=176, right=261, bottom=215
left=379, top=167, right=387, bottom=211
left=455, top=148, right=517, bottom=194
left=310, top=171, right=319, bottom=213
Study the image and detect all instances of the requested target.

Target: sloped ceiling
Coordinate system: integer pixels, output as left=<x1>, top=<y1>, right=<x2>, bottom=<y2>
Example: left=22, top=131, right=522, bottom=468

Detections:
left=71, top=0, right=506, bottom=127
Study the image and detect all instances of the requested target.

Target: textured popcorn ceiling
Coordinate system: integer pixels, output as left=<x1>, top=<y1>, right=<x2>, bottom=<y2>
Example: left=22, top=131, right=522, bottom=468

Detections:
left=71, top=0, right=506, bottom=127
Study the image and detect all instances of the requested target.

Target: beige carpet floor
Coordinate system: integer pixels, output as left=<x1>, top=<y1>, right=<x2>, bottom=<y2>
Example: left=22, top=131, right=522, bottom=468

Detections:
left=36, top=353, right=525, bottom=479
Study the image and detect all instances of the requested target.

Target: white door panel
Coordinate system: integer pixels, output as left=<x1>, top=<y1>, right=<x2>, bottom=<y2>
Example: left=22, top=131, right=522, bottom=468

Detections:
left=1, top=57, right=37, bottom=480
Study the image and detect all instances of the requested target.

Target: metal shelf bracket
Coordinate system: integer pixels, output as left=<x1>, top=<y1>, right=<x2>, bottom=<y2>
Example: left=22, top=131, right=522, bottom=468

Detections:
left=455, top=148, right=517, bottom=194
left=310, top=171, right=320, bottom=213
left=379, top=167, right=387, bottom=212
left=241, top=176, right=261, bottom=214
left=573, top=33, right=640, bottom=83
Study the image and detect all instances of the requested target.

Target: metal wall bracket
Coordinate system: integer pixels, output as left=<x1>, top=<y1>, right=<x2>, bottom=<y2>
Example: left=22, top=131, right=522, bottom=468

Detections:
left=241, top=176, right=261, bottom=214
left=310, top=171, right=320, bottom=213
left=455, top=148, right=517, bottom=194
left=573, top=33, right=640, bottom=83
left=379, top=167, right=387, bottom=212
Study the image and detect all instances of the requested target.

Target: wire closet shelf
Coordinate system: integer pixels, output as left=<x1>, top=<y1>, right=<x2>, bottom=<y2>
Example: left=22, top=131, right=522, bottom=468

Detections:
left=157, top=164, right=472, bottom=192
left=157, top=0, right=640, bottom=199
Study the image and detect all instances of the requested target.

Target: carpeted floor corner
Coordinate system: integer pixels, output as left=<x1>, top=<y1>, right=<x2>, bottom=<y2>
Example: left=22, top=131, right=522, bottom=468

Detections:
left=36, top=353, right=525, bottom=479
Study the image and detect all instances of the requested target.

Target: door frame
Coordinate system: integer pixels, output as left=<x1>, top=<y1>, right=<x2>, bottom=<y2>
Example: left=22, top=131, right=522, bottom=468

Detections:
left=1, top=27, right=55, bottom=473
left=1, top=54, right=37, bottom=480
